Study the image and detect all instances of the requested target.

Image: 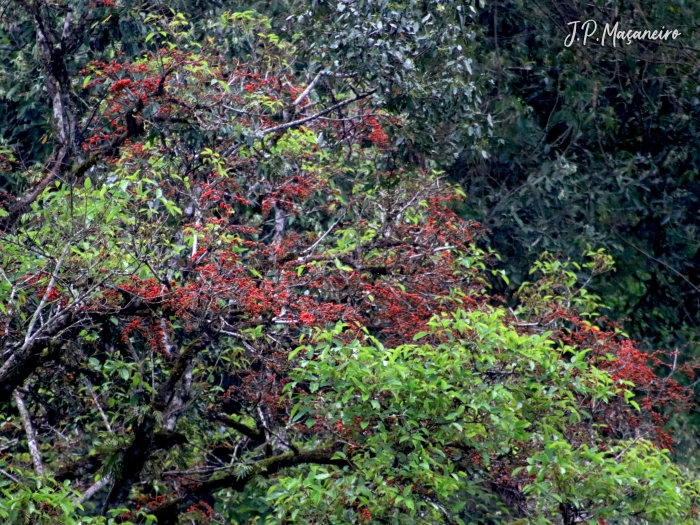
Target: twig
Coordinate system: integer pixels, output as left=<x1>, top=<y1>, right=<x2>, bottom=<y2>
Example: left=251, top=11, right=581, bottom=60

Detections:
left=85, top=378, right=112, bottom=433
left=161, top=465, right=230, bottom=477
left=23, top=241, right=71, bottom=350
left=615, top=234, right=700, bottom=295
left=0, top=467, right=19, bottom=483
left=218, top=328, right=258, bottom=355
left=301, top=218, right=341, bottom=255
left=614, top=433, right=646, bottom=461
left=0, top=438, right=17, bottom=453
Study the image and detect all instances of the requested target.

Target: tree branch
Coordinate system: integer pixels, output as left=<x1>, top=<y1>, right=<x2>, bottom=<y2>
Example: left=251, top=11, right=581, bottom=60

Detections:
left=260, top=89, right=377, bottom=139
left=293, top=70, right=330, bottom=106
left=151, top=443, right=350, bottom=525
left=13, top=390, right=44, bottom=476
left=212, top=413, right=265, bottom=442
left=75, top=475, right=112, bottom=505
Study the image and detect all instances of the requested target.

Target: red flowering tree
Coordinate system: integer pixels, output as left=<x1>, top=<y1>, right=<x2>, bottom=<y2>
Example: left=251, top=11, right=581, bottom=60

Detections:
left=0, top=6, right=698, bottom=525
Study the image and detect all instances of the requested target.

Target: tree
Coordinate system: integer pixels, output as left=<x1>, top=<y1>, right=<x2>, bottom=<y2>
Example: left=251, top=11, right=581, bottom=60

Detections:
left=0, top=4, right=697, bottom=525
left=270, top=310, right=699, bottom=525
left=447, top=0, right=700, bottom=423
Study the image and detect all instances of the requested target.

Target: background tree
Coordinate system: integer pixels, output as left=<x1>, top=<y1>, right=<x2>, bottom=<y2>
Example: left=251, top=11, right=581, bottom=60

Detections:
left=443, top=0, right=700, bottom=463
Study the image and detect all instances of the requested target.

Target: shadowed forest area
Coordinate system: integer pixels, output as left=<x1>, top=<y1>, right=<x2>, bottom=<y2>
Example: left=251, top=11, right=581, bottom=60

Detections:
left=1, top=1, right=700, bottom=523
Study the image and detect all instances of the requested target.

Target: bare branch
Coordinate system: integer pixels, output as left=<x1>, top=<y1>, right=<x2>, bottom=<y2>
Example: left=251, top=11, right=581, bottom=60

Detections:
left=13, top=390, right=44, bottom=476
left=293, top=70, right=330, bottom=106
left=260, top=89, right=377, bottom=139
left=75, top=475, right=112, bottom=505
left=302, top=217, right=341, bottom=256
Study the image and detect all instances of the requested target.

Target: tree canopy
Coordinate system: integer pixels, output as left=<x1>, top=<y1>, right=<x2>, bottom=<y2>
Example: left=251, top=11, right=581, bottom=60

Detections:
left=0, top=1, right=699, bottom=524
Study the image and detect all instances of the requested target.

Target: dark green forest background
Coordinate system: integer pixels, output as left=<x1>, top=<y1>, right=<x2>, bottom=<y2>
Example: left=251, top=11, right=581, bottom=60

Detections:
left=2, top=0, right=699, bottom=463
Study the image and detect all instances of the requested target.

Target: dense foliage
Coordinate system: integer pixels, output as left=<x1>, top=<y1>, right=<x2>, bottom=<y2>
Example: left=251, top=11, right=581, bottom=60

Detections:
left=446, top=0, right=700, bottom=458
left=0, top=1, right=699, bottom=524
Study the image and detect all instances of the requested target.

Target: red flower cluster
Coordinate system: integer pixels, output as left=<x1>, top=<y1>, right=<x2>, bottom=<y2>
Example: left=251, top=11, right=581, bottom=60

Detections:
left=364, top=116, right=389, bottom=147
left=549, top=313, right=696, bottom=450
left=109, top=78, right=131, bottom=93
